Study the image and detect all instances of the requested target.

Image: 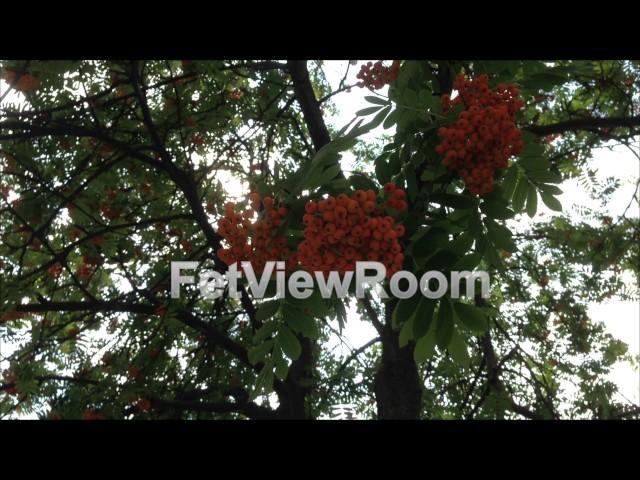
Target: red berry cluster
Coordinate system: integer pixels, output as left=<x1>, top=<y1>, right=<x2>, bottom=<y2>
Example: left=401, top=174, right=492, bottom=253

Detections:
left=298, top=185, right=407, bottom=278
left=2, top=70, right=40, bottom=92
left=356, top=61, right=401, bottom=90
left=436, top=74, right=525, bottom=196
left=216, top=192, right=297, bottom=273
left=2, top=371, right=18, bottom=396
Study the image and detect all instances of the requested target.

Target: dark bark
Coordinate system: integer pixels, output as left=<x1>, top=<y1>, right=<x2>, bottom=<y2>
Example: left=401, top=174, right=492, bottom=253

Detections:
left=374, top=303, right=422, bottom=419
left=280, top=60, right=332, bottom=418
left=524, top=115, right=640, bottom=136
left=287, top=60, right=331, bottom=149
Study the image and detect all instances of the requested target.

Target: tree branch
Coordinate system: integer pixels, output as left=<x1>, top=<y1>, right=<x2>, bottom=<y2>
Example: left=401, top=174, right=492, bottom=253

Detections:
left=525, top=116, right=640, bottom=136
left=287, top=60, right=331, bottom=150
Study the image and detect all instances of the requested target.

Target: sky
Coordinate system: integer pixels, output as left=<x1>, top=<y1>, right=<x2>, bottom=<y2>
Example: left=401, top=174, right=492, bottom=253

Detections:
left=1, top=61, right=638, bottom=418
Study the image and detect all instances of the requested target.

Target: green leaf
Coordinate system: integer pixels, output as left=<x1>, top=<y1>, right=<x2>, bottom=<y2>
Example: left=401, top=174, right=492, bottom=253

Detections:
left=540, top=191, right=563, bottom=212
left=411, top=230, right=450, bottom=258
left=277, top=325, right=302, bottom=360
left=392, top=294, right=421, bottom=330
left=406, top=168, right=418, bottom=202
left=413, top=298, right=436, bottom=339
left=308, top=164, right=343, bottom=190
left=375, top=154, right=392, bottom=184
left=364, top=105, right=392, bottom=131
left=365, top=95, right=390, bottom=106
left=518, top=141, right=548, bottom=171
left=424, top=249, right=459, bottom=271
left=452, top=252, right=483, bottom=271
left=414, top=329, right=436, bottom=364
left=453, top=302, right=488, bottom=333
left=526, top=186, right=538, bottom=218
left=399, top=316, right=415, bottom=347
left=480, top=200, right=515, bottom=220
left=273, top=347, right=289, bottom=381
left=511, top=176, right=529, bottom=212
left=349, top=173, right=378, bottom=192
left=447, top=233, right=474, bottom=255
left=484, top=218, right=517, bottom=253
left=468, top=210, right=484, bottom=240
left=255, top=300, right=280, bottom=321
left=527, top=170, right=562, bottom=184
left=383, top=109, right=399, bottom=129
left=435, top=298, right=454, bottom=349
left=430, top=193, right=477, bottom=209
left=356, top=106, right=383, bottom=116
left=478, top=234, right=505, bottom=273
left=501, top=165, right=519, bottom=200
left=537, top=183, right=563, bottom=195
left=283, top=304, right=319, bottom=339
left=447, top=328, right=470, bottom=366
left=253, top=322, right=278, bottom=344
left=287, top=291, right=329, bottom=318
left=249, top=362, right=274, bottom=401
left=248, top=340, right=274, bottom=365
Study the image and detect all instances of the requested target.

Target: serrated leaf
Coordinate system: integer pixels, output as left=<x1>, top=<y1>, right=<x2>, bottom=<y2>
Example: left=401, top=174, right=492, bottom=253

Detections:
left=447, top=233, right=474, bottom=255
left=484, top=218, right=517, bottom=253
left=277, top=325, right=301, bottom=360
left=414, top=329, right=436, bottom=364
left=247, top=340, right=274, bottom=365
left=399, top=316, right=415, bottom=347
left=452, top=252, right=483, bottom=271
left=527, top=170, right=562, bottom=184
left=375, top=155, right=392, bottom=184
left=273, top=347, right=289, bottom=381
left=540, top=191, right=563, bottom=212
left=512, top=175, right=529, bottom=212
left=365, top=95, right=390, bottom=106
left=356, top=106, right=383, bottom=116
left=383, top=109, right=399, bottom=129
left=349, top=173, right=378, bottom=192
left=435, top=298, right=454, bottom=349
left=255, top=300, right=280, bottom=321
left=253, top=322, right=278, bottom=344
left=480, top=200, right=515, bottom=220
left=430, top=193, right=477, bottom=209
left=406, top=168, right=418, bottom=202
left=453, top=301, right=488, bottom=333
left=283, top=303, right=319, bottom=339
left=501, top=165, right=519, bottom=200
left=526, top=186, right=538, bottom=218
left=537, top=183, right=563, bottom=195
left=447, top=328, right=470, bottom=366
left=392, top=294, right=421, bottom=330
left=413, top=297, right=436, bottom=339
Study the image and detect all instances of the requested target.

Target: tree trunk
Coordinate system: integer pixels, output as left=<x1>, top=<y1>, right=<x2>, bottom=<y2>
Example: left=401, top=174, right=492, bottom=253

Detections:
left=374, top=308, right=422, bottom=419
left=276, top=337, right=313, bottom=419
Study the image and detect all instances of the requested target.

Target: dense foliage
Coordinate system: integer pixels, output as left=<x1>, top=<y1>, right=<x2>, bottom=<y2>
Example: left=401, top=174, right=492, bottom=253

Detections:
left=1, top=60, right=638, bottom=419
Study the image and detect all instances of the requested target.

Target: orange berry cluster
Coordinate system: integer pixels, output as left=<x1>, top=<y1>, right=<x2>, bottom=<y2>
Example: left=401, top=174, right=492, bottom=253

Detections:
left=2, top=370, right=18, bottom=396
left=356, top=61, right=401, bottom=90
left=1, top=70, right=41, bottom=92
left=436, top=74, right=525, bottom=196
left=298, top=185, right=406, bottom=278
left=216, top=192, right=297, bottom=272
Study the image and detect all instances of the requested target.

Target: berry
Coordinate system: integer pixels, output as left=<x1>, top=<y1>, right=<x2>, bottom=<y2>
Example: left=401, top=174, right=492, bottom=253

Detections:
left=136, top=398, right=152, bottom=412
left=356, top=61, right=401, bottom=90
left=216, top=193, right=297, bottom=273
left=299, top=188, right=407, bottom=278
left=437, top=74, right=525, bottom=196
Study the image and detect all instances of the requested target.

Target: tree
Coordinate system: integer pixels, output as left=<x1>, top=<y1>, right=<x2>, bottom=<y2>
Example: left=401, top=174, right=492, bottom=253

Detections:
left=1, top=59, right=638, bottom=420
